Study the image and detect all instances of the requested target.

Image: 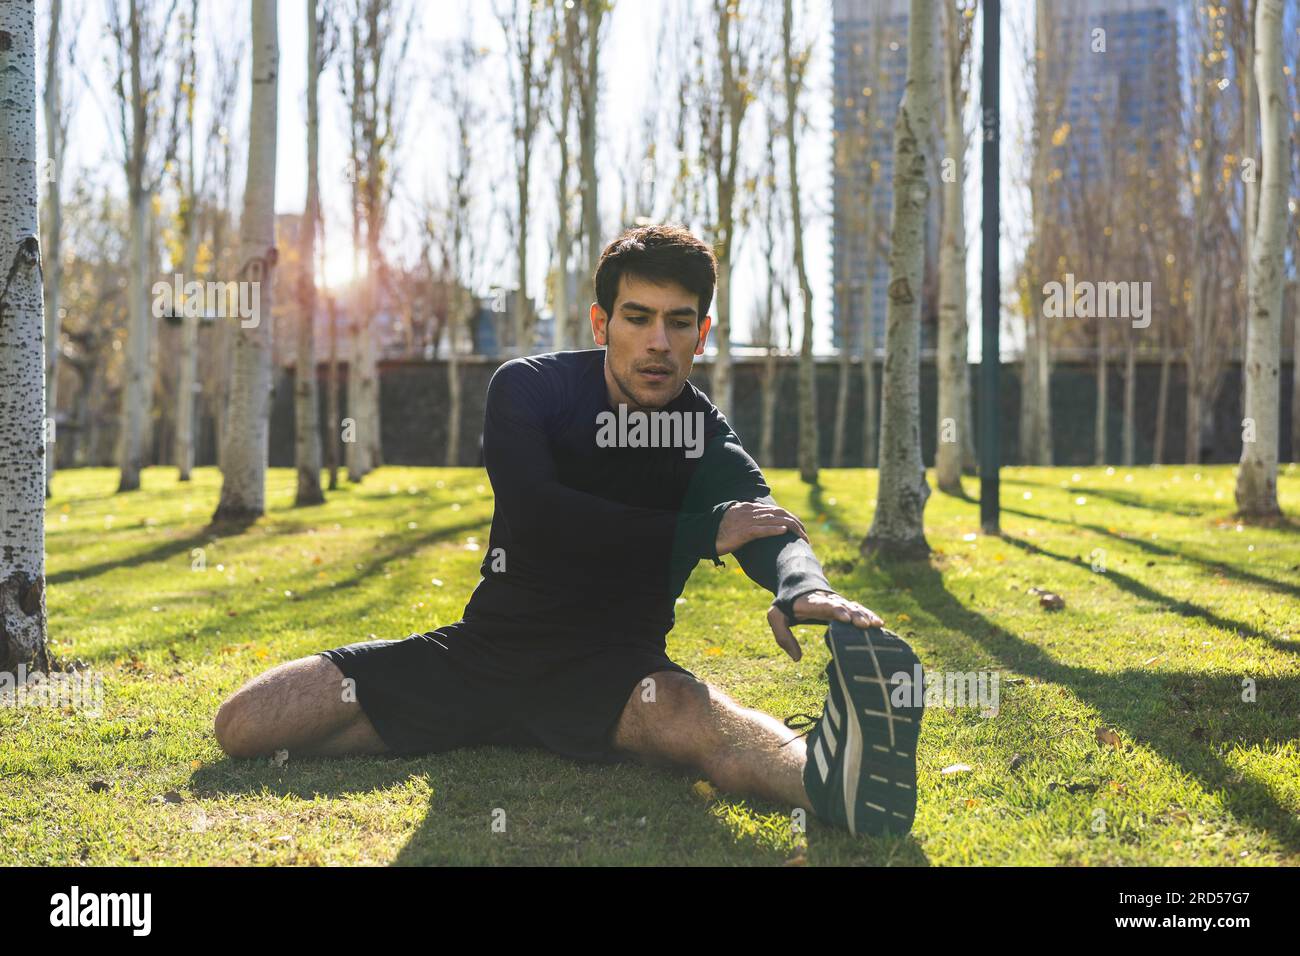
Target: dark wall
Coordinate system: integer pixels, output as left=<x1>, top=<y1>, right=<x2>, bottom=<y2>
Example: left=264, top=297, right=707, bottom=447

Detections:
left=262, top=355, right=1294, bottom=470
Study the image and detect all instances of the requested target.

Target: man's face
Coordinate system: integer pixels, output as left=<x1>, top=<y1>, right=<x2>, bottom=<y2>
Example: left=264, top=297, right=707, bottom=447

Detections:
left=590, top=273, right=712, bottom=412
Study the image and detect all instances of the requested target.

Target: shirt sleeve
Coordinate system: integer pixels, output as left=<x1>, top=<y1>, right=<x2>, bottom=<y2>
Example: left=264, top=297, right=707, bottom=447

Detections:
left=481, top=359, right=734, bottom=572
left=681, top=428, right=834, bottom=610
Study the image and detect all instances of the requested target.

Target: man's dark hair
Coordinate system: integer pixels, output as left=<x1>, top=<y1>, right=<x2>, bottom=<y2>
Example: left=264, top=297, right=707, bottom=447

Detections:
left=594, top=224, right=717, bottom=324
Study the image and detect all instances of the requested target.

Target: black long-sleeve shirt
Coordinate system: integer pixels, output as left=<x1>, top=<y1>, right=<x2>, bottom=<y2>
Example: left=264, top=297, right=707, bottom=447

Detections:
left=459, top=349, right=832, bottom=647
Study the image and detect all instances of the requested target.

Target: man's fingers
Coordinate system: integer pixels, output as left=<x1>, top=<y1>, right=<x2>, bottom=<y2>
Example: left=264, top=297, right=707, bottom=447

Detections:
left=767, top=608, right=802, bottom=661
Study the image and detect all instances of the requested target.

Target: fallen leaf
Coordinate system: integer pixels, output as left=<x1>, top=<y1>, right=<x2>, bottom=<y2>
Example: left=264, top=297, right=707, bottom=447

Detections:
left=1095, top=727, right=1123, bottom=749
left=692, top=780, right=717, bottom=800
left=1027, top=587, right=1065, bottom=610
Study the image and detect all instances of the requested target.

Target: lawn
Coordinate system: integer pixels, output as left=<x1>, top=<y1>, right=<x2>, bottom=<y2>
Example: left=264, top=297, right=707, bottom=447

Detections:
left=2, top=462, right=1297, bottom=865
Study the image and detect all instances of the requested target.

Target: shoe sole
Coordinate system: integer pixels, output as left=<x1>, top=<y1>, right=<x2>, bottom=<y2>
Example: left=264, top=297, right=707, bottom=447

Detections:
left=826, top=620, right=923, bottom=836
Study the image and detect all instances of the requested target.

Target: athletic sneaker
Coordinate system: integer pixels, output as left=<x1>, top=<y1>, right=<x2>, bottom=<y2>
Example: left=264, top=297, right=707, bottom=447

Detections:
left=785, top=620, right=924, bottom=836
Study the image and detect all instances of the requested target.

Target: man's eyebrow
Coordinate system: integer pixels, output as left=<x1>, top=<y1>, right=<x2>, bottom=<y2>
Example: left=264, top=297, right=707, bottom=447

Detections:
left=620, top=300, right=698, bottom=316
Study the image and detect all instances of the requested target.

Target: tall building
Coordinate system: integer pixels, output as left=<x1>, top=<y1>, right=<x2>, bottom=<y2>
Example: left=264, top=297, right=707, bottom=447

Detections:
left=1046, top=0, right=1182, bottom=195
left=831, top=0, right=938, bottom=356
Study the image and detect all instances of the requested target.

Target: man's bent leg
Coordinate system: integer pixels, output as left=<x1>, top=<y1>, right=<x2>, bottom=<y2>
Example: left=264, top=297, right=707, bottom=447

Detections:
left=214, top=655, right=389, bottom=759
left=611, top=671, right=810, bottom=809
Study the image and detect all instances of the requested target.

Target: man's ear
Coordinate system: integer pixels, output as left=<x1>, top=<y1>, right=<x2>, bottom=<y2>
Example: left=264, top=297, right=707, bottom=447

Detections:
left=695, top=315, right=713, bottom=356
left=590, top=302, right=609, bottom=345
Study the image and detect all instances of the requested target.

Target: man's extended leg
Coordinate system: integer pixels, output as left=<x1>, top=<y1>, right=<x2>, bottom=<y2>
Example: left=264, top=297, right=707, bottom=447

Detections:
left=612, top=670, right=810, bottom=808
left=214, top=655, right=389, bottom=758
left=613, top=624, right=924, bottom=835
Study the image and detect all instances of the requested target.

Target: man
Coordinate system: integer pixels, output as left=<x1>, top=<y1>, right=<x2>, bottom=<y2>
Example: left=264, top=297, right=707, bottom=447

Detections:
left=214, top=225, right=924, bottom=837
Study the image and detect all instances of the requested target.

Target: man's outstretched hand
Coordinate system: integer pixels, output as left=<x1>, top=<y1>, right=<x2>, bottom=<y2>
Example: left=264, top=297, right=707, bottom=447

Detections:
left=766, top=590, right=886, bottom=661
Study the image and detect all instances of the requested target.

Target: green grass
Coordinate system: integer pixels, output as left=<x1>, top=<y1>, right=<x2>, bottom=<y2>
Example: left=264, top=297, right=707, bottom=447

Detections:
left=2, top=462, right=1298, bottom=865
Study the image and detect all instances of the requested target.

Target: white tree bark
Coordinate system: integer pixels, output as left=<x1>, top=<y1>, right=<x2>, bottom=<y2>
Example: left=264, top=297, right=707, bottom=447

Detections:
left=935, top=0, right=969, bottom=493
left=0, top=1, right=49, bottom=672
left=175, top=1, right=200, bottom=482
left=41, top=0, right=63, bottom=497
left=551, top=0, right=575, bottom=353
left=864, top=0, right=935, bottom=557
left=117, top=3, right=154, bottom=493
left=578, top=0, right=602, bottom=333
left=706, top=0, right=757, bottom=419
left=784, top=0, right=817, bottom=485
left=499, top=0, right=541, bottom=353
left=446, top=287, right=462, bottom=465
left=295, top=0, right=323, bottom=506
left=213, top=0, right=277, bottom=523
left=325, top=292, right=340, bottom=488
left=1235, top=0, right=1285, bottom=516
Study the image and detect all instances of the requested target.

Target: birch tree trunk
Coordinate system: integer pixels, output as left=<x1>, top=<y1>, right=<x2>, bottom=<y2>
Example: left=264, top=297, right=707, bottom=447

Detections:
left=1235, top=0, right=1285, bottom=516
left=212, top=0, right=277, bottom=524
left=446, top=287, right=462, bottom=465
left=1240, top=0, right=1258, bottom=308
left=1094, top=315, right=1108, bottom=464
left=552, top=5, right=573, bottom=353
left=1292, top=290, right=1299, bottom=462
left=784, top=0, right=817, bottom=485
left=41, top=0, right=62, bottom=497
left=579, top=0, right=602, bottom=320
left=0, top=0, right=49, bottom=673
left=935, top=0, right=969, bottom=494
left=118, top=4, right=152, bottom=493
left=326, top=293, right=339, bottom=489
left=832, top=285, right=851, bottom=468
left=1154, top=319, right=1170, bottom=464
left=295, top=0, right=323, bottom=505
left=712, top=0, right=754, bottom=421
left=501, top=0, right=539, bottom=352
left=175, top=5, right=199, bottom=482
left=864, top=0, right=935, bottom=557
left=1292, top=275, right=1299, bottom=463
left=862, top=184, right=878, bottom=468
left=1122, top=328, right=1136, bottom=466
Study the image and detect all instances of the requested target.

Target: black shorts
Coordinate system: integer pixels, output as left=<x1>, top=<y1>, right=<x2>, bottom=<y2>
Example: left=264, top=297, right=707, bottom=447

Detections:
left=317, top=620, right=695, bottom=762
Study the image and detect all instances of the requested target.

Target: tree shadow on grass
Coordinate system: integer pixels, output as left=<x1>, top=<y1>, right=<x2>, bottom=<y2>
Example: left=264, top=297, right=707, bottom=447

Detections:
left=876, top=555, right=1300, bottom=854
left=76, top=513, right=495, bottom=662
left=999, top=504, right=1300, bottom=601
left=997, top=531, right=1299, bottom=657
left=47, top=526, right=216, bottom=587
left=802, top=494, right=1300, bottom=854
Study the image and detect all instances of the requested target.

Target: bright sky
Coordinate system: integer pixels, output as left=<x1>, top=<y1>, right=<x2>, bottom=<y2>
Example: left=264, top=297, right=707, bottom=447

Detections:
left=55, top=0, right=1036, bottom=358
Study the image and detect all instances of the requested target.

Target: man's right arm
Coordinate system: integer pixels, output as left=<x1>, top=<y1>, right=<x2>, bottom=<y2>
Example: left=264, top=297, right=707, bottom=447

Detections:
left=481, top=360, right=734, bottom=572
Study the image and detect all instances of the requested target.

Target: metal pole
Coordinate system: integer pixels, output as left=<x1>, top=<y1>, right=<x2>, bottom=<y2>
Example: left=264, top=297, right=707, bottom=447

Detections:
left=980, top=0, right=1001, bottom=533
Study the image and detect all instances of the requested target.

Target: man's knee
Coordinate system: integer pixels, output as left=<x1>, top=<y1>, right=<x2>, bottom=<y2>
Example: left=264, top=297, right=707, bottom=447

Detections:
left=214, top=679, right=277, bottom=759
left=213, top=691, right=255, bottom=758
left=615, top=671, right=725, bottom=763
left=212, top=655, right=343, bottom=759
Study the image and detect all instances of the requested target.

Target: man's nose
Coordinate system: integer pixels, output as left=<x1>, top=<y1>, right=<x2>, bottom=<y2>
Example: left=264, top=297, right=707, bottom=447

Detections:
left=646, top=317, right=671, bottom=351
